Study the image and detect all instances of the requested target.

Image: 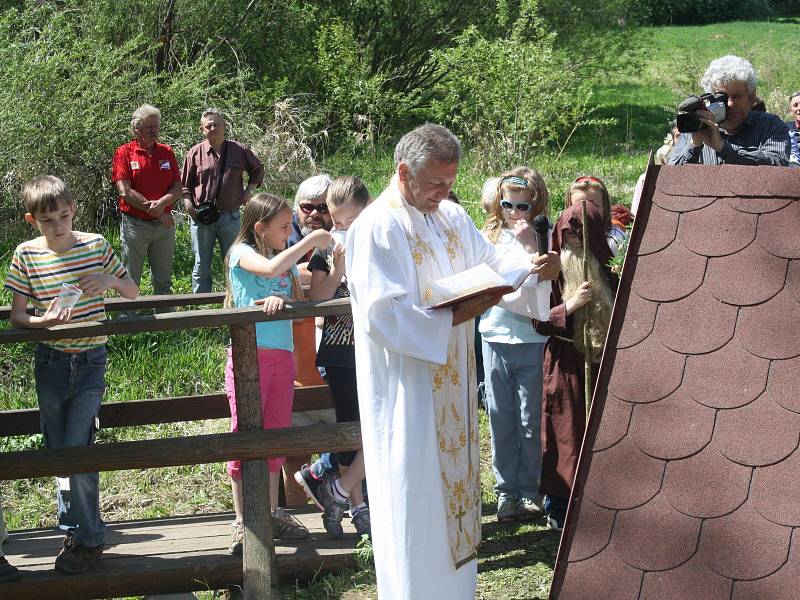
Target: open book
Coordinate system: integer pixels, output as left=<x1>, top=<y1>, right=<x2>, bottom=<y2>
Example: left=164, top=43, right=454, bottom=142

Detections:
left=426, top=263, right=531, bottom=309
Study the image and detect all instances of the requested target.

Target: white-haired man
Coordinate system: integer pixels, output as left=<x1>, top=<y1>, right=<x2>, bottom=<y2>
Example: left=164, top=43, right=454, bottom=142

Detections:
left=112, top=104, right=181, bottom=297
left=289, top=174, right=333, bottom=241
left=669, top=55, right=790, bottom=166
left=346, top=123, right=559, bottom=599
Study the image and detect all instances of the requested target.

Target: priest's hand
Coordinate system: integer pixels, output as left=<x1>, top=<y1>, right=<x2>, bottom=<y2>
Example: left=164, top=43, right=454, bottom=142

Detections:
left=451, top=291, right=505, bottom=326
left=532, top=251, right=560, bottom=281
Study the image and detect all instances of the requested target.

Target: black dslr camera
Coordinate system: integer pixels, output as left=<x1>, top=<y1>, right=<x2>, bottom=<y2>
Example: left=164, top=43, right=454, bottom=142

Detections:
left=676, top=92, right=728, bottom=133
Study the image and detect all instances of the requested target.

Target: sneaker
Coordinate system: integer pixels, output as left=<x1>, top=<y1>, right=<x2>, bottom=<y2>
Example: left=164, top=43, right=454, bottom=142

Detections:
left=516, top=497, right=543, bottom=521
left=351, top=506, right=371, bottom=538
left=272, top=508, right=309, bottom=541
left=496, top=495, right=520, bottom=523
left=229, top=519, right=244, bottom=555
left=547, top=513, right=565, bottom=532
left=54, top=535, right=103, bottom=574
left=543, top=495, right=567, bottom=532
left=317, top=481, right=349, bottom=539
left=293, top=464, right=325, bottom=511
left=0, top=556, right=21, bottom=583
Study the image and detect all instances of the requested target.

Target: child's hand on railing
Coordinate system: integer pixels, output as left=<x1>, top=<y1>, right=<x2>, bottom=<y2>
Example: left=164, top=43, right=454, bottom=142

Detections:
left=255, top=295, right=290, bottom=315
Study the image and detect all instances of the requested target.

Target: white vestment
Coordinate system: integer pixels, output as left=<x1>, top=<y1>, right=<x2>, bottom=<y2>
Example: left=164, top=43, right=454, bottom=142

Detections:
left=346, top=180, right=549, bottom=600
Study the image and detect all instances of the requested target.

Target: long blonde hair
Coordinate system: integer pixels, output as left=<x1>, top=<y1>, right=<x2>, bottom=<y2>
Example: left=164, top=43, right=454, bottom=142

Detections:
left=224, top=193, right=303, bottom=307
left=561, top=246, right=615, bottom=363
left=482, top=167, right=549, bottom=243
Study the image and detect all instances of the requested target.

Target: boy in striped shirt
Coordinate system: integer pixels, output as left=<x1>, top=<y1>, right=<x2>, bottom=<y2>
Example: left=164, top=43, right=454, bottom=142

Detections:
left=4, top=175, right=138, bottom=574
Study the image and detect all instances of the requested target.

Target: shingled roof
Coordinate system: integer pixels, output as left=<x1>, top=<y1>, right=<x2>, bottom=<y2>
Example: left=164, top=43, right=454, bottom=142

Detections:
left=550, top=164, right=800, bottom=600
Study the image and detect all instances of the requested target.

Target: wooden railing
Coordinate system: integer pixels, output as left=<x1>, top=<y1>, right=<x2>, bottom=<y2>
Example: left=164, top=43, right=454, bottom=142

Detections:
left=0, top=294, right=358, bottom=599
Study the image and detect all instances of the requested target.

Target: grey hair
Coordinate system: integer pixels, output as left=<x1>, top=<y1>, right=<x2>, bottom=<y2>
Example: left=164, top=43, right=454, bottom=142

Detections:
left=701, top=55, right=757, bottom=95
left=394, top=123, right=461, bottom=175
left=201, top=107, right=225, bottom=122
left=789, top=90, right=800, bottom=104
left=131, top=104, right=161, bottom=131
left=294, top=173, right=333, bottom=208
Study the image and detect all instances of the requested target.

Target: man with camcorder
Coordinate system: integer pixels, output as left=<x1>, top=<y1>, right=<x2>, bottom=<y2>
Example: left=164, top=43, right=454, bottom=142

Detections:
left=669, top=55, right=790, bottom=166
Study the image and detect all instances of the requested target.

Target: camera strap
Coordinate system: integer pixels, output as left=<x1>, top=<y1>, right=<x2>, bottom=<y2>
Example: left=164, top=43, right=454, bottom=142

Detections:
left=191, top=141, right=228, bottom=209
left=207, top=140, right=228, bottom=207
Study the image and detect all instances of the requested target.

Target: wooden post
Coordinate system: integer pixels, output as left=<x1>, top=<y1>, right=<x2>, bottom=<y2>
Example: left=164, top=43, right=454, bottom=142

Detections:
left=582, top=200, right=592, bottom=419
left=230, top=323, right=273, bottom=599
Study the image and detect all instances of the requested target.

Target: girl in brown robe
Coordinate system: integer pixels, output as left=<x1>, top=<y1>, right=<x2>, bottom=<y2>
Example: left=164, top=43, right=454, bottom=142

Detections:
left=535, top=178, right=619, bottom=530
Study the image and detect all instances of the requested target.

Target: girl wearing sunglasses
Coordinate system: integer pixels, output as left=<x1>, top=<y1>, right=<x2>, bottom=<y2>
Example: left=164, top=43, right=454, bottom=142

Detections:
left=479, top=167, right=551, bottom=523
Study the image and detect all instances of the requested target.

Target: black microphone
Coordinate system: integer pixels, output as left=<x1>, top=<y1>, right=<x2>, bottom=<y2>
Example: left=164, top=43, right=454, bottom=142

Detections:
left=533, top=214, right=550, bottom=256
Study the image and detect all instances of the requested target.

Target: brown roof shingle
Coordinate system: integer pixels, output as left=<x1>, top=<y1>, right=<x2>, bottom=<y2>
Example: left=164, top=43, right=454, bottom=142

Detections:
left=550, top=163, right=800, bottom=599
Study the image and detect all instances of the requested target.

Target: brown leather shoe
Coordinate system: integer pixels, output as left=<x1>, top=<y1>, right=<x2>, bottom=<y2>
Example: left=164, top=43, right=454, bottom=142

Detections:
left=54, top=535, right=103, bottom=574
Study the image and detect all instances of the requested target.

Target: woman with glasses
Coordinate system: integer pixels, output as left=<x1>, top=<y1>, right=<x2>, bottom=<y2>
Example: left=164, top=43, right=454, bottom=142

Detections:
left=480, top=167, right=551, bottom=524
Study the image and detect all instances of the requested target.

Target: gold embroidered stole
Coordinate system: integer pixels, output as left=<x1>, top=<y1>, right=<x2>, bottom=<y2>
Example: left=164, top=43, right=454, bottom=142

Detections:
left=386, top=186, right=481, bottom=568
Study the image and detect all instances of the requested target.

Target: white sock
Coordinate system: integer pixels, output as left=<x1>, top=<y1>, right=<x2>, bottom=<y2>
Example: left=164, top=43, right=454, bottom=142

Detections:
left=351, top=502, right=367, bottom=515
left=331, top=479, right=349, bottom=503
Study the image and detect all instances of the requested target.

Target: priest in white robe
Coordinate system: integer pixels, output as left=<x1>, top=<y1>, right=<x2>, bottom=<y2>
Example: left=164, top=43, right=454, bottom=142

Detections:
left=346, top=123, right=558, bottom=599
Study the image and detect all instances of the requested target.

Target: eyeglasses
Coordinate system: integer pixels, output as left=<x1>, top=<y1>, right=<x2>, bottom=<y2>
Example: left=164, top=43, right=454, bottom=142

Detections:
left=573, top=176, right=602, bottom=184
left=500, top=200, right=531, bottom=212
left=299, top=202, right=329, bottom=215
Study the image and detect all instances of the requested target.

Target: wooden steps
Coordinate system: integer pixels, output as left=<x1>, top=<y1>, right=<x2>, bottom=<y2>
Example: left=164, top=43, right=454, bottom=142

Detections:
left=1, top=506, right=360, bottom=599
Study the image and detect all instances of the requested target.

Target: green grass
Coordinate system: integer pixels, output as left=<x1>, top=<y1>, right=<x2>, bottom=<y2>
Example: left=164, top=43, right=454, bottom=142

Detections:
left=1, top=19, right=798, bottom=599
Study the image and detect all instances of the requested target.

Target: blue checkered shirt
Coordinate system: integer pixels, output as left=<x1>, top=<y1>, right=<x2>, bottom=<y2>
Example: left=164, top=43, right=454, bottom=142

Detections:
left=669, top=110, right=790, bottom=166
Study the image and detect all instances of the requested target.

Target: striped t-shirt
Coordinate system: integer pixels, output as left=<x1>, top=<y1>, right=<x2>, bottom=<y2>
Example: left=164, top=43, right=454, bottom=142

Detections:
left=4, top=233, right=127, bottom=352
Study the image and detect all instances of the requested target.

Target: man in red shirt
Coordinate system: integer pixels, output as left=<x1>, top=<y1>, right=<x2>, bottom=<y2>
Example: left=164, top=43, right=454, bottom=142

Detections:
left=112, top=104, right=181, bottom=297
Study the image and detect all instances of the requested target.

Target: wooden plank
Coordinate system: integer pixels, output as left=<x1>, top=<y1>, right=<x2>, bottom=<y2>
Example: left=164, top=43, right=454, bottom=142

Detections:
left=1, top=509, right=357, bottom=599
left=0, top=422, right=361, bottom=480
left=0, top=298, right=351, bottom=343
left=0, top=292, right=227, bottom=320
left=0, top=386, right=334, bottom=437
left=230, top=323, right=273, bottom=599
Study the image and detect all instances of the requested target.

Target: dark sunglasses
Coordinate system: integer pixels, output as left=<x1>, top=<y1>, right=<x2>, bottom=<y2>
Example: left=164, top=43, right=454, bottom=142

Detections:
left=299, top=202, right=329, bottom=215
left=500, top=200, right=531, bottom=212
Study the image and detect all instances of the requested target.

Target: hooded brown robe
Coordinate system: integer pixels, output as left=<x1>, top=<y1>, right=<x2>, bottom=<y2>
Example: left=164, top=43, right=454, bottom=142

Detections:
left=535, top=201, right=619, bottom=498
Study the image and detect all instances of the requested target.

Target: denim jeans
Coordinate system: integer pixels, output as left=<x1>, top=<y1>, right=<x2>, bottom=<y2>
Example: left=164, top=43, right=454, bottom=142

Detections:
left=482, top=340, right=545, bottom=499
left=120, top=213, right=175, bottom=296
left=311, top=453, right=339, bottom=479
left=34, top=344, right=107, bottom=547
left=190, top=209, right=240, bottom=293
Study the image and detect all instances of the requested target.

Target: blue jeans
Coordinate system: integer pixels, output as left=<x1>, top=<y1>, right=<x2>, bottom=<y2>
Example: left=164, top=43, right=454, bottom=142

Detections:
left=311, top=453, right=339, bottom=479
left=34, top=344, right=107, bottom=547
left=190, top=209, right=240, bottom=293
left=482, top=340, right=545, bottom=499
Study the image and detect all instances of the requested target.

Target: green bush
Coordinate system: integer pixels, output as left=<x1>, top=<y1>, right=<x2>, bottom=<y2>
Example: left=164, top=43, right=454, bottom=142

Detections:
left=0, top=5, right=224, bottom=231
left=430, top=14, right=609, bottom=169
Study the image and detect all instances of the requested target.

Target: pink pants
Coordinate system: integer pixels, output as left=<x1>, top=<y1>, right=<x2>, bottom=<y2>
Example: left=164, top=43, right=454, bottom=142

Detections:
left=225, top=347, right=296, bottom=477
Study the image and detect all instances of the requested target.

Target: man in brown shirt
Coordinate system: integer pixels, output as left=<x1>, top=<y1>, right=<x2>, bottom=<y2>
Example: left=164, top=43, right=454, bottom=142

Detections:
left=181, top=109, right=264, bottom=292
